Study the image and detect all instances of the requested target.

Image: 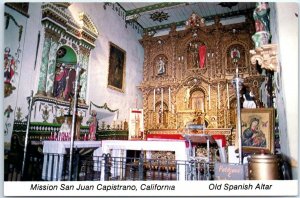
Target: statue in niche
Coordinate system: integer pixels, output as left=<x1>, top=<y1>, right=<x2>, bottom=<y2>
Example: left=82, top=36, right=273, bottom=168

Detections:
left=158, top=107, right=163, bottom=123
left=188, top=42, right=199, bottom=68
left=157, top=57, right=165, bottom=75
left=230, top=48, right=240, bottom=64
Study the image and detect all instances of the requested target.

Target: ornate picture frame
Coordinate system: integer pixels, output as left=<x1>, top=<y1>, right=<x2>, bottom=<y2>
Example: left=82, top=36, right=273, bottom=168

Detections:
left=107, top=42, right=126, bottom=92
left=236, top=108, right=275, bottom=154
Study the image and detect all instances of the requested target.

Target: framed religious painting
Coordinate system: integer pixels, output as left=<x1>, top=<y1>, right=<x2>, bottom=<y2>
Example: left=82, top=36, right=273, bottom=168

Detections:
left=107, top=42, right=126, bottom=92
left=235, top=108, right=275, bottom=154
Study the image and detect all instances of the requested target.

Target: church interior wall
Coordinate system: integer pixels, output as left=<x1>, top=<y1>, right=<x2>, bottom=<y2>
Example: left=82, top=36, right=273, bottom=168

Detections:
left=69, top=3, right=144, bottom=121
left=271, top=2, right=298, bottom=177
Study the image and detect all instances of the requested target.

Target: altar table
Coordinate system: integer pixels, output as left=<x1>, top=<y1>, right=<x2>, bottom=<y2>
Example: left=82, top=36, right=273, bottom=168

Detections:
left=100, top=140, right=189, bottom=180
left=42, top=141, right=101, bottom=181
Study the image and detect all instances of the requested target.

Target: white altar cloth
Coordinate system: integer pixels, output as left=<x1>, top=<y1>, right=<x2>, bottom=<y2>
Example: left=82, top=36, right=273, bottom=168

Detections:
left=100, top=140, right=189, bottom=180
left=42, top=141, right=101, bottom=181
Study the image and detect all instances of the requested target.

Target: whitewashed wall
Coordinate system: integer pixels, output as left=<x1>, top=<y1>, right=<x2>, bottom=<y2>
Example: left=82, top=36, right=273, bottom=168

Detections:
left=4, top=6, right=29, bottom=144
left=271, top=3, right=298, bottom=178
left=68, top=3, right=144, bottom=123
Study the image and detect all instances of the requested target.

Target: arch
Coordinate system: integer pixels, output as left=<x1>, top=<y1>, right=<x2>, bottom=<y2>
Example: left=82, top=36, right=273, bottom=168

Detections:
left=56, top=45, right=77, bottom=64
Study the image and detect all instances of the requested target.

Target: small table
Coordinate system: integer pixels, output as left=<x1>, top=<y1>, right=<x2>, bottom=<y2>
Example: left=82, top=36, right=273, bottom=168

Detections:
left=42, top=141, right=101, bottom=181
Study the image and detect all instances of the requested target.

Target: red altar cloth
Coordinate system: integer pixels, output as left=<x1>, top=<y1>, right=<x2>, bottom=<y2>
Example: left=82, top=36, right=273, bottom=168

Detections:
left=146, top=133, right=226, bottom=148
left=211, top=134, right=226, bottom=147
left=146, top=134, right=185, bottom=141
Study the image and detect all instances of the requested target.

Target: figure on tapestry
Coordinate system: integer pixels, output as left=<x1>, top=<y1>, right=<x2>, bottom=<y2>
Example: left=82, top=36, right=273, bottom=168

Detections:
left=157, top=57, right=165, bottom=75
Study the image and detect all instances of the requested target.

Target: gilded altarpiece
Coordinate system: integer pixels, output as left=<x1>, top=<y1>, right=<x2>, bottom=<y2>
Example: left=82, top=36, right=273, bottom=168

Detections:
left=139, top=15, right=263, bottom=142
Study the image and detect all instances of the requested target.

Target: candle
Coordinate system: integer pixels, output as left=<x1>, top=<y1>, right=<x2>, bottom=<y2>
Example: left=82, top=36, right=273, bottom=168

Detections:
left=154, top=89, right=156, bottom=111
left=217, top=83, right=220, bottom=109
left=208, top=85, right=211, bottom=110
left=161, top=88, right=163, bottom=112
left=169, top=87, right=171, bottom=111
left=226, top=83, right=229, bottom=109
left=201, top=101, right=204, bottom=112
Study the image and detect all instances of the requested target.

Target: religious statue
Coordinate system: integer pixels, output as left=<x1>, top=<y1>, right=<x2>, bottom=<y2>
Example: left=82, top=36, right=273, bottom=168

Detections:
left=185, top=12, right=205, bottom=28
left=230, top=48, right=240, bottom=64
left=157, top=57, right=165, bottom=75
left=251, top=2, right=271, bottom=48
left=259, top=76, right=270, bottom=107
left=184, top=87, right=191, bottom=108
left=158, top=107, right=163, bottom=124
left=253, top=2, right=270, bottom=33
left=242, top=86, right=257, bottom=109
left=59, top=117, right=71, bottom=141
left=53, top=64, right=67, bottom=99
left=88, top=111, right=97, bottom=140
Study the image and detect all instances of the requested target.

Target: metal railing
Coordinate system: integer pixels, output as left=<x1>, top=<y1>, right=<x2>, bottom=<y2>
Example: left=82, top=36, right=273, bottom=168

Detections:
left=5, top=148, right=215, bottom=181
left=38, top=151, right=214, bottom=181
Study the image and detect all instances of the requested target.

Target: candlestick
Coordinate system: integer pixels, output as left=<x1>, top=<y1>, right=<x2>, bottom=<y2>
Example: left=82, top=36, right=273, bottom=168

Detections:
left=153, top=89, right=156, bottom=111
left=226, top=83, right=229, bottom=109
left=161, top=88, right=163, bottom=112
left=217, top=83, right=220, bottom=109
left=208, top=85, right=211, bottom=110
left=169, top=87, right=171, bottom=111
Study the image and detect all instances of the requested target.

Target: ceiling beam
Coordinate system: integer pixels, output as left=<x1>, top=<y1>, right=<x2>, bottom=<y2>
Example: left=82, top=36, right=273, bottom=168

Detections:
left=144, top=8, right=254, bottom=32
left=125, top=2, right=187, bottom=19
